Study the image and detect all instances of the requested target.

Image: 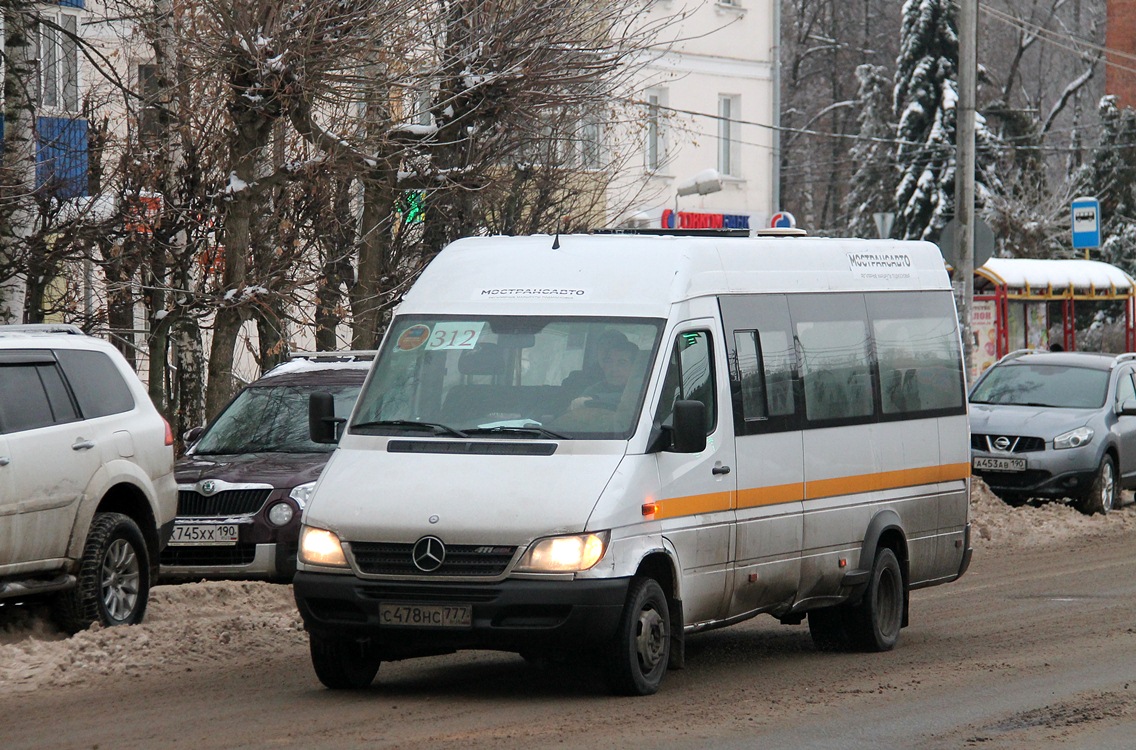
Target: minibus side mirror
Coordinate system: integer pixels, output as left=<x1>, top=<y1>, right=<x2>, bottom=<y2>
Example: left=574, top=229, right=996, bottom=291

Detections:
left=670, top=400, right=707, bottom=454
left=1119, top=398, right=1136, bottom=417
left=309, top=392, right=345, bottom=444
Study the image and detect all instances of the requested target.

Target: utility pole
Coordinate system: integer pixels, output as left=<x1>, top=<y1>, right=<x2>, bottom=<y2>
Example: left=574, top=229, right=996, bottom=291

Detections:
left=954, top=0, right=978, bottom=381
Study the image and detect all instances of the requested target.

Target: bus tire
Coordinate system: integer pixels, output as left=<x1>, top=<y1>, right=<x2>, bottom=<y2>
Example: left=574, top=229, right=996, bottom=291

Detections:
left=309, top=633, right=381, bottom=689
left=847, top=547, right=904, bottom=652
left=808, top=606, right=851, bottom=652
left=605, top=577, right=670, bottom=696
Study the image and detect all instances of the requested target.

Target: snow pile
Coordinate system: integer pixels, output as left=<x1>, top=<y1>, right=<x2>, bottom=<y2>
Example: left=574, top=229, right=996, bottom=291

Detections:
left=968, top=479, right=1136, bottom=549
left=1, top=485, right=1132, bottom=695
left=0, top=581, right=304, bottom=695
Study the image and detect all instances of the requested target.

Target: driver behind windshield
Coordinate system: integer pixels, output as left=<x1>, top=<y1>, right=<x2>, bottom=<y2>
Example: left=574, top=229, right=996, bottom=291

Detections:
left=571, top=331, right=639, bottom=411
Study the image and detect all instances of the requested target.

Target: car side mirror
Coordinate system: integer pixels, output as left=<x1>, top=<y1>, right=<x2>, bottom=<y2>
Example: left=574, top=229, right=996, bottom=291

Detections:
left=1119, top=398, right=1136, bottom=417
left=182, top=426, right=205, bottom=446
left=669, top=400, right=707, bottom=454
left=309, top=392, right=345, bottom=444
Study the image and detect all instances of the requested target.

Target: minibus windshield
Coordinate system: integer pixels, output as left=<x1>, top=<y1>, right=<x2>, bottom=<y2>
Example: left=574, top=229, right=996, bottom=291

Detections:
left=351, top=316, right=664, bottom=440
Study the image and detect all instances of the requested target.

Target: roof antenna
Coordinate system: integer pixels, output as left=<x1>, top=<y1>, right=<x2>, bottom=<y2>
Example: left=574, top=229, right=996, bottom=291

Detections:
left=552, top=221, right=561, bottom=250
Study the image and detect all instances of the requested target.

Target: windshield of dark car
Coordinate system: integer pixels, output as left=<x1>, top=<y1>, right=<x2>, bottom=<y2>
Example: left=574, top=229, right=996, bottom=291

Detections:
left=351, top=316, right=664, bottom=440
left=969, top=363, right=1109, bottom=409
left=194, top=383, right=361, bottom=454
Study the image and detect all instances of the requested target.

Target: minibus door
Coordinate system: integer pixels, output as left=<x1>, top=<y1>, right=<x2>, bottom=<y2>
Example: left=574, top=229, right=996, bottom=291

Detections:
left=653, top=326, right=735, bottom=624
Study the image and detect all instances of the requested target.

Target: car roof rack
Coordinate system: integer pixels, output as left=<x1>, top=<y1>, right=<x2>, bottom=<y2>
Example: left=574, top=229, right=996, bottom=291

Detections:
left=288, top=350, right=377, bottom=363
left=1114, top=352, right=1136, bottom=365
left=999, top=348, right=1038, bottom=362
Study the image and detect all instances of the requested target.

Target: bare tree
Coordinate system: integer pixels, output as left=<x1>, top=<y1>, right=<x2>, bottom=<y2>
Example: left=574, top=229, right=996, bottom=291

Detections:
left=0, top=0, right=39, bottom=322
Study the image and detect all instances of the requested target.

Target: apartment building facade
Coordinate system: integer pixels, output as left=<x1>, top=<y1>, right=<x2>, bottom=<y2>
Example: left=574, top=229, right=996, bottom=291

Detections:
left=611, top=0, right=779, bottom=232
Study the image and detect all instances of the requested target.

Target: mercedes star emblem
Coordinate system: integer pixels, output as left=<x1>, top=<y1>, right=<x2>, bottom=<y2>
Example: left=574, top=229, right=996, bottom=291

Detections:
left=412, top=536, right=446, bottom=572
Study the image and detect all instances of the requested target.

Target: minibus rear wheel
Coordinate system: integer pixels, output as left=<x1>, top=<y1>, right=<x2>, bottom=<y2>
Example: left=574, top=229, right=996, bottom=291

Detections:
left=847, top=547, right=904, bottom=652
left=309, top=633, right=381, bottom=689
left=807, top=607, right=851, bottom=652
left=605, top=577, right=670, bottom=696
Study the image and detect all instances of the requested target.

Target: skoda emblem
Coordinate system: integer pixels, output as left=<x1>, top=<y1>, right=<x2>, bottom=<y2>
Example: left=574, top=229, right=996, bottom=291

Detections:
left=993, top=436, right=1011, bottom=451
left=200, top=480, right=217, bottom=495
left=412, top=536, right=446, bottom=572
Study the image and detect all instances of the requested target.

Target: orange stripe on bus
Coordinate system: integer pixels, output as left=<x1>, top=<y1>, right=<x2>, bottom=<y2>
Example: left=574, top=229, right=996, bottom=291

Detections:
left=737, top=483, right=805, bottom=508
left=654, top=463, right=969, bottom=519
left=652, top=491, right=734, bottom=519
left=804, top=463, right=970, bottom=500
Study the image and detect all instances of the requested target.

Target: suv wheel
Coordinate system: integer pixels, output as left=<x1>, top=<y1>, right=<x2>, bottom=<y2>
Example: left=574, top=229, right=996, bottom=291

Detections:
left=53, top=512, right=151, bottom=633
left=1078, top=455, right=1117, bottom=516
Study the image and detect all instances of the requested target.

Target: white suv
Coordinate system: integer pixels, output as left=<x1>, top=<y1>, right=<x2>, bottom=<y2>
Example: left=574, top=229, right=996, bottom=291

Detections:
left=0, top=325, right=177, bottom=632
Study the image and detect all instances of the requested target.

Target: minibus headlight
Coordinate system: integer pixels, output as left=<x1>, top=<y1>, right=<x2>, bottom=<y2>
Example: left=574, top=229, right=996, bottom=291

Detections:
left=516, top=532, right=609, bottom=573
left=1054, top=426, right=1094, bottom=450
left=299, top=525, right=349, bottom=567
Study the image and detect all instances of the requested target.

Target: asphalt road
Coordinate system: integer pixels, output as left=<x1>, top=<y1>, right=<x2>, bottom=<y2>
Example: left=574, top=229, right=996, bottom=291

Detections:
left=4, top=530, right=1136, bottom=749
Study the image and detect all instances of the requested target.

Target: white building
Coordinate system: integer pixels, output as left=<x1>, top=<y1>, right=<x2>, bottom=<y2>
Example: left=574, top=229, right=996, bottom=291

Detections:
left=611, top=0, right=779, bottom=232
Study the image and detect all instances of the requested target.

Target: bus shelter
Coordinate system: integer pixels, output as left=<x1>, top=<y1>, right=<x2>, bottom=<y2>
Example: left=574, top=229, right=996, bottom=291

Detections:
left=972, top=257, right=1136, bottom=374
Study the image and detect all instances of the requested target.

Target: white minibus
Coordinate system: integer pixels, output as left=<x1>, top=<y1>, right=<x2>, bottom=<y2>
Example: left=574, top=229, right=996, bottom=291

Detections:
left=294, top=233, right=972, bottom=695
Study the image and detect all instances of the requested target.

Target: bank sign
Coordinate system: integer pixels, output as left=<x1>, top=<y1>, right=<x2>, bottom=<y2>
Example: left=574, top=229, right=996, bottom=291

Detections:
left=1071, top=196, right=1100, bottom=250
left=661, top=209, right=750, bottom=230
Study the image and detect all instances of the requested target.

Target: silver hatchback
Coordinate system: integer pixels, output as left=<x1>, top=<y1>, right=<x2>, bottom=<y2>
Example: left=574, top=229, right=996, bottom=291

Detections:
left=969, top=350, right=1136, bottom=514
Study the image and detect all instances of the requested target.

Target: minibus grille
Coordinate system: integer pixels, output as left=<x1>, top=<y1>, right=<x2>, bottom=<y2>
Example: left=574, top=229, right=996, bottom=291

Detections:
left=972, top=434, right=1046, bottom=453
left=177, top=489, right=272, bottom=517
left=350, top=542, right=517, bottom=577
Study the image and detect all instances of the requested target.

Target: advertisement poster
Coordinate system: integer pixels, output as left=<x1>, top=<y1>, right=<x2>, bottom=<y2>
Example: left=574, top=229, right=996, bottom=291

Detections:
left=1026, top=302, right=1049, bottom=350
left=972, top=298, right=998, bottom=378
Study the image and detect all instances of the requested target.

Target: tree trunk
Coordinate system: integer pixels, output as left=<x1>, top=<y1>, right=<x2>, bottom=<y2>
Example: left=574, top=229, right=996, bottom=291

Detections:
left=350, top=177, right=397, bottom=349
left=315, top=177, right=354, bottom=351
left=172, top=311, right=205, bottom=445
left=0, top=1, right=38, bottom=323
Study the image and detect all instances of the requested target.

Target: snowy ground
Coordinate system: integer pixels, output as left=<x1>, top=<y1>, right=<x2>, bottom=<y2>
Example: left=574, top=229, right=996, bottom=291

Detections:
left=2, top=481, right=1133, bottom=697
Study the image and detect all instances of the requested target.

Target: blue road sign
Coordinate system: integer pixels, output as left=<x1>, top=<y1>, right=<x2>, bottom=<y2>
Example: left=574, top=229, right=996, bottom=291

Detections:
left=1072, top=196, right=1101, bottom=250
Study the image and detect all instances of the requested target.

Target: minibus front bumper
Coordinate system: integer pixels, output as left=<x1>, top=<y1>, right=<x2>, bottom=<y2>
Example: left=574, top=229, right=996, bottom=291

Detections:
left=293, top=572, right=631, bottom=658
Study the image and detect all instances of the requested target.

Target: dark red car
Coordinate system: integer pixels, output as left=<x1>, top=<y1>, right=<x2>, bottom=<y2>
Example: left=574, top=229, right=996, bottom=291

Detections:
left=160, top=352, right=372, bottom=581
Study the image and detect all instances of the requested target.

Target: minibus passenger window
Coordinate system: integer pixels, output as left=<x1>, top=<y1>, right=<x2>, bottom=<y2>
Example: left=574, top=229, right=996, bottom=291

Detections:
left=867, top=292, right=966, bottom=416
left=732, top=330, right=766, bottom=420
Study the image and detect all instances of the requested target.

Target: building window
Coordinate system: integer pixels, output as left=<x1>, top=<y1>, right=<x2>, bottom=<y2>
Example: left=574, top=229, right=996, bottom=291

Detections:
left=646, top=89, right=666, bottom=172
left=718, top=95, right=738, bottom=177
left=137, top=63, right=162, bottom=145
left=38, top=13, right=79, bottom=112
left=576, top=112, right=602, bottom=171
left=414, top=89, right=433, bottom=127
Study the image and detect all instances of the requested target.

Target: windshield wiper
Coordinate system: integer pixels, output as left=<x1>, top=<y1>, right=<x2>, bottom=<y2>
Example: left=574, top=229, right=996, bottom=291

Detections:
left=351, top=419, right=468, bottom=437
left=463, top=425, right=570, bottom=440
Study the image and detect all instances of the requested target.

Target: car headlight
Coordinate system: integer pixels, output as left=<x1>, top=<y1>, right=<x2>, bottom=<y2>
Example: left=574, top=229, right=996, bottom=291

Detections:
left=289, top=481, right=317, bottom=508
left=1054, top=426, right=1094, bottom=450
left=267, top=502, right=294, bottom=527
left=298, top=526, right=349, bottom=567
left=515, top=532, right=609, bottom=573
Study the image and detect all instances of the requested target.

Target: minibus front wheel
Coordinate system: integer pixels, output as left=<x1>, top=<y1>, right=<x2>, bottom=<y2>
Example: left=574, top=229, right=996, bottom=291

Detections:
left=309, top=632, right=382, bottom=689
left=605, top=576, right=670, bottom=696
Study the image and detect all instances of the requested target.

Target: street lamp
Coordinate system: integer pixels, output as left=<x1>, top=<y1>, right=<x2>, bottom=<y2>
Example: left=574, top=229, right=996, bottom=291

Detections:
left=669, top=168, right=723, bottom=230
left=676, top=168, right=723, bottom=198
